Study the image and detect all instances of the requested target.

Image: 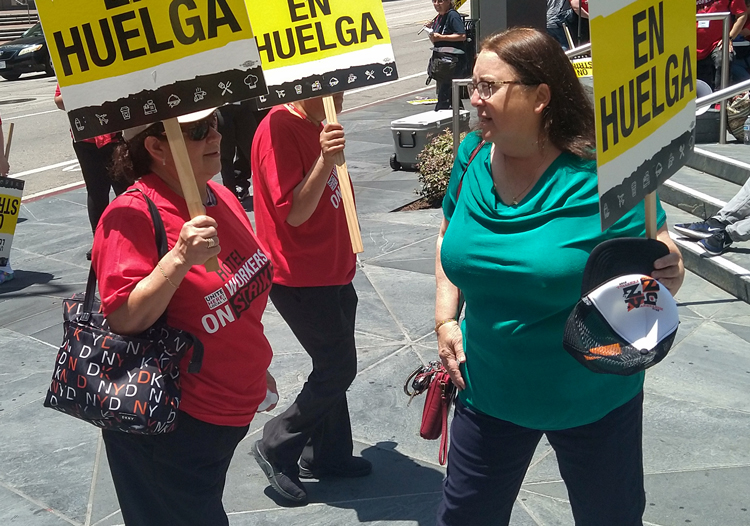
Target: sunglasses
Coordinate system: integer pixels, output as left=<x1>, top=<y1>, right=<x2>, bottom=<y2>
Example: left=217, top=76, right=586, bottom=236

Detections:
left=180, top=112, right=218, bottom=141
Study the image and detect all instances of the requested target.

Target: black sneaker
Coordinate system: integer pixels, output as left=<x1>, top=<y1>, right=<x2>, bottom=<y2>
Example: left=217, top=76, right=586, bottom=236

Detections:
left=86, top=249, right=92, bottom=261
left=674, top=217, right=727, bottom=240
left=699, top=230, right=733, bottom=256
left=252, top=441, right=308, bottom=504
left=298, top=456, right=372, bottom=479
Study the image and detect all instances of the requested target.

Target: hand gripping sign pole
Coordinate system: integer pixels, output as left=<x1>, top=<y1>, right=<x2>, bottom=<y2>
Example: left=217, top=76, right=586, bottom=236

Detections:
left=322, top=95, right=363, bottom=253
left=163, top=118, right=220, bottom=272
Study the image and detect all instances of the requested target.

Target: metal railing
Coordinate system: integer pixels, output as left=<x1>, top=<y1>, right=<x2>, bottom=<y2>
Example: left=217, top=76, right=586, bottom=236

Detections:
left=449, top=13, right=737, bottom=151
left=697, top=12, right=731, bottom=143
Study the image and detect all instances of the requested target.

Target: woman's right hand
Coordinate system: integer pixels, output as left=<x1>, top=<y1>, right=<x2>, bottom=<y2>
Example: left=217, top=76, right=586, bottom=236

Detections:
left=437, top=321, right=466, bottom=390
left=172, top=215, right=221, bottom=267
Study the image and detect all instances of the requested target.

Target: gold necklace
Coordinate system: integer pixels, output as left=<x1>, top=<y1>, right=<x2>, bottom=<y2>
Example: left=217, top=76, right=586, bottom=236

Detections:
left=491, top=144, right=545, bottom=206
left=511, top=177, right=537, bottom=205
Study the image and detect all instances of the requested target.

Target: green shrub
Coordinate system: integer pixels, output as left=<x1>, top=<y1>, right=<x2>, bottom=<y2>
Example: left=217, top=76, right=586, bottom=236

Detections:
left=417, top=129, right=467, bottom=206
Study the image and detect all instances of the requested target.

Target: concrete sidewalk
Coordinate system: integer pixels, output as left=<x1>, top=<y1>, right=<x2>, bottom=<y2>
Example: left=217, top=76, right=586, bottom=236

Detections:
left=1, top=93, right=749, bottom=526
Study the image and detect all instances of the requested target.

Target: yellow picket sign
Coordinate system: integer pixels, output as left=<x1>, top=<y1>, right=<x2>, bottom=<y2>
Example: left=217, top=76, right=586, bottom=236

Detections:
left=246, top=0, right=398, bottom=106
left=0, top=178, right=24, bottom=264
left=590, top=0, right=696, bottom=230
left=572, top=58, right=592, bottom=78
left=37, top=0, right=267, bottom=141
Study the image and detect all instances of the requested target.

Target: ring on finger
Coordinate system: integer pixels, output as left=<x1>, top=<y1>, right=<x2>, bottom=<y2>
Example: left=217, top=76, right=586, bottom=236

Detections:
left=206, top=237, right=219, bottom=249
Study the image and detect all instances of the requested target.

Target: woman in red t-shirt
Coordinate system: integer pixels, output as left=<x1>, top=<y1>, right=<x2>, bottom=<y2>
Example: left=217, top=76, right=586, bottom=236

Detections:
left=91, top=109, right=277, bottom=526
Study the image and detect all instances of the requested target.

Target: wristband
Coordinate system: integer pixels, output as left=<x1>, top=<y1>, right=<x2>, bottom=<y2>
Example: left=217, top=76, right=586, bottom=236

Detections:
left=435, top=318, right=457, bottom=333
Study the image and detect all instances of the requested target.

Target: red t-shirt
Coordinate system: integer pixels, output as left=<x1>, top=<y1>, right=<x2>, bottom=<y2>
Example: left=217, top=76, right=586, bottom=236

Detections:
left=697, top=0, right=747, bottom=60
left=251, top=105, right=356, bottom=287
left=93, top=175, right=274, bottom=427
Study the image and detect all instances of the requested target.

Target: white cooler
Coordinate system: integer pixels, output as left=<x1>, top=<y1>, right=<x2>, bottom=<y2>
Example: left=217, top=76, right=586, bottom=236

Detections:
left=390, top=109, right=471, bottom=171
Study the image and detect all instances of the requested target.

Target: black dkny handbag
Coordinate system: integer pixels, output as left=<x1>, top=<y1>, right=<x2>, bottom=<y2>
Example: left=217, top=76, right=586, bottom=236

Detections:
left=43, top=191, right=204, bottom=434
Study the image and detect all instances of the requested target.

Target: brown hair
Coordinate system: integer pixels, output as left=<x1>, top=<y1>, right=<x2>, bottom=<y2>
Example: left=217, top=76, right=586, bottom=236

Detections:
left=111, top=123, right=165, bottom=184
left=480, top=27, right=596, bottom=159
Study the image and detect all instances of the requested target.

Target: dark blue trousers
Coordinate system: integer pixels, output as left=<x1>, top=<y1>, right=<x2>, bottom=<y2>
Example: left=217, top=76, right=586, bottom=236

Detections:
left=437, top=392, right=645, bottom=526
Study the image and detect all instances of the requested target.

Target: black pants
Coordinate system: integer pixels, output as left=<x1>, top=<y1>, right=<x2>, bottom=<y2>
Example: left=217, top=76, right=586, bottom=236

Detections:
left=72, top=140, right=128, bottom=233
left=437, top=393, right=646, bottom=526
left=102, top=412, right=249, bottom=526
left=261, top=283, right=358, bottom=472
left=217, top=101, right=261, bottom=194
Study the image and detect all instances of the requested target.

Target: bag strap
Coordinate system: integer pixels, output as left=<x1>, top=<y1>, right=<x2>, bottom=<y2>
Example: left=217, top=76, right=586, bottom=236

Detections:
left=82, top=188, right=169, bottom=316
left=451, top=138, right=486, bottom=319
left=456, top=138, right=486, bottom=200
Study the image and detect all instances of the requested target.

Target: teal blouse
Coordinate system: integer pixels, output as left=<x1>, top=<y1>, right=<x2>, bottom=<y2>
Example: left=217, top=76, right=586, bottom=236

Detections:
left=441, top=132, right=666, bottom=430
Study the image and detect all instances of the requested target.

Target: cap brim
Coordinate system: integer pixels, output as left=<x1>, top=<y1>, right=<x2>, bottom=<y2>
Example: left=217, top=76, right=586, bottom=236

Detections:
left=122, top=107, right=218, bottom=141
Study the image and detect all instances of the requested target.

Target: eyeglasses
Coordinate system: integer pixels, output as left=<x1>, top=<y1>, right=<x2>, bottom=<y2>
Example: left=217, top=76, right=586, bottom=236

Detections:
left=181, top=112, right=218, bottom=141
left=467, top=80, right=532, bottom=100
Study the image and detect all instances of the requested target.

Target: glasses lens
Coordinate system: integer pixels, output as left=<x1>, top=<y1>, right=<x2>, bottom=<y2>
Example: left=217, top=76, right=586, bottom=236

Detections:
left=183, top=113, right=217, bottom=141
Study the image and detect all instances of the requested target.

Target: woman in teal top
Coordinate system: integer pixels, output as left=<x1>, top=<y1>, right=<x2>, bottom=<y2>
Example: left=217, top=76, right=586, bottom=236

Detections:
left=434, top=28, right=685, bottom=526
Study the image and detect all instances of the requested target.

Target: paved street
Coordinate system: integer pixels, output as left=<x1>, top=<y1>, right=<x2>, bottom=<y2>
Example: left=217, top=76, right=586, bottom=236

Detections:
left=1, top=2, right=749, bottom=525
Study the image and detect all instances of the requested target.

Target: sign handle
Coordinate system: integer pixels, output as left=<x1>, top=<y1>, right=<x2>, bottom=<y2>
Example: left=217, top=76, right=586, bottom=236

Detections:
left=163, top=118, right=220, bottom=272
left=645, top=192, right=657, bottom=240
left=322, top=96, right=364, bottom=254
left=4, top=122, right=14, bottom=162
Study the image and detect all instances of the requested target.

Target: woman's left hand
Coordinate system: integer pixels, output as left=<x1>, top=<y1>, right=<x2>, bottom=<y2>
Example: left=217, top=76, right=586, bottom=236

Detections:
left=654, top=226, right=685, bottom=296
left=263, top=371, right=279, bottom=412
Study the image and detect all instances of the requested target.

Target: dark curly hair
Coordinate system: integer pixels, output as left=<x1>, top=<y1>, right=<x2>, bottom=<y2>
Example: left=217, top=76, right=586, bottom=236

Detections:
left=110, top=123, right=165, bottom=184
left=480, top=28, right=596, bottom=160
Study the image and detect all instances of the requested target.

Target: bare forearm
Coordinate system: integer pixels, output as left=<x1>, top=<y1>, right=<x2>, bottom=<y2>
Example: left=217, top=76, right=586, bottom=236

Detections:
left=435, top=218, right=461, bottom=322
left=731, top=15, right=747, bottom=40
left=433, top=33, right=466, bottom=44
left=286, top=155, right=335, bottom=227
left=54, top=95, right=65, bottom=110
left=106, top=252, right=189, bottom=334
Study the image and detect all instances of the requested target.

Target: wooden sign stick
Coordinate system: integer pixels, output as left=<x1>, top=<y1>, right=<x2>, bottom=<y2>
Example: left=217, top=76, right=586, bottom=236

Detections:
left=4, top=122, right=14, bottom=162
left=645, top=192, right=657, bottom=239
left=322, top=95, right=364, bottom=254
left=163, top=118, right=219, bottom=271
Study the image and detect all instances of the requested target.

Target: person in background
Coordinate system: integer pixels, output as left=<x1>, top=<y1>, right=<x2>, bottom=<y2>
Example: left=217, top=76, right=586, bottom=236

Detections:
left=696, top=0, right=750, bottom=90
left=674, top=176, right=750, bottom=256
left=428, top=0, right=467, bottom=110
left=434, top=28, right=684, bottom=526
left=216, top=100, right=263, bottom=201
left=546, top=0, right=574, bottom=49
left=250, top=93, right=370, bottom=505
left=0, top=112, right=8, bottom=176
left=571, top=0, right=588, bottom=19
left=54, top=84, right=128, bottom=259
left=93, top=109, right=277, bottom=526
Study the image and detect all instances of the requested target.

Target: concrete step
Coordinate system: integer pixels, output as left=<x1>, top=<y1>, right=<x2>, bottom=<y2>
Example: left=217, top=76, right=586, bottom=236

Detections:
left=664, top=203, right=750, bottom=304
left=658, top=143, right=750, bottom=303
left=661, top=164, right=736, bottom=220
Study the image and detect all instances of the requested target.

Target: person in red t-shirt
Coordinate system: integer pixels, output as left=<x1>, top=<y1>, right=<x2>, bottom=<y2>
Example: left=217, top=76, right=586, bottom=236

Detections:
left=91, top=109, right=277, bottom=526
left=55, top=84, right=128, bottom=259
left=696, top=0, right=750, bottom=89
left=250, top=93, right=369, bottom=504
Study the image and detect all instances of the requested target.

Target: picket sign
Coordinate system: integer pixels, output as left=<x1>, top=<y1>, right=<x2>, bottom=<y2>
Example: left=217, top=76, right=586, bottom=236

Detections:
left=589, top=0, right=696, bottom=232
left=322, top=95, right=362, bottom=253
left=163, top=118, right=219, bottom=271
left=37, top=0, right=268, bottom=272
left=0, top=123, right=23, bottom=271
left=4, top=122, right=13, bottom=160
